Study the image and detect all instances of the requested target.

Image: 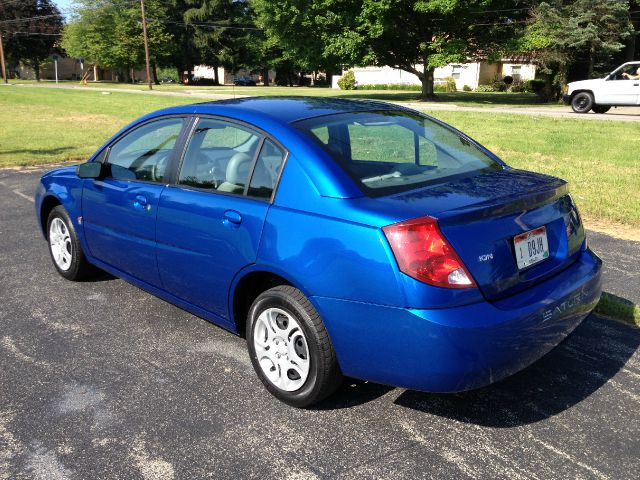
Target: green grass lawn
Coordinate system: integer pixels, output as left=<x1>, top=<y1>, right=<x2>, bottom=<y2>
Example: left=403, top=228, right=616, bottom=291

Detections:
left=1, top=86, right=638, bottom=228
left=8, top=79, right=555, bottom=108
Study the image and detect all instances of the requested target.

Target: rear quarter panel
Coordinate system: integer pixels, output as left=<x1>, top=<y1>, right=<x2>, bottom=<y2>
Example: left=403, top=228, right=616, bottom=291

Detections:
left=258, top=154, right=404, bottom=305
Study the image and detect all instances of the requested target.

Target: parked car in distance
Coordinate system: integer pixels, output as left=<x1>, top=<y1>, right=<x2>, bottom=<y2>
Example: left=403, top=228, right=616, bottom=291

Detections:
left=564, top=61, right=640, bottom=113
left=234, top=76, right=257, bottom=86
left=160, top=76, right=175, bottom=83
left=35, top=98, right=602, bottom=407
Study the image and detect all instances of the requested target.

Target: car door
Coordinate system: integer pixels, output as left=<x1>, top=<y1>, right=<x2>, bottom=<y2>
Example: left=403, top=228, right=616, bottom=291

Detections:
left=156, top=117, right=287, bottom=322
left=82, top=116, right=187, bottom=286
left=598, top=65, right=640, bottom=105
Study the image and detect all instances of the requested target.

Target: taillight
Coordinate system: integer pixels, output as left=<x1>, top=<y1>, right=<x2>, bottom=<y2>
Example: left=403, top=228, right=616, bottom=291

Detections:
left=382, top=216, right=476, bottom=289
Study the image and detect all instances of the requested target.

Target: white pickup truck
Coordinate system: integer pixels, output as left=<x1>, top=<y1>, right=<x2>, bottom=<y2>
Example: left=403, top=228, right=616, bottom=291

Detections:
left=564, top=62, right=640, bottom=114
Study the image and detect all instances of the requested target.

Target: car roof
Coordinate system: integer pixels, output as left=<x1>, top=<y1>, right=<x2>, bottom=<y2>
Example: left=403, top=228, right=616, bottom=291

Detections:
left=187, top=96, right=403, bottom=124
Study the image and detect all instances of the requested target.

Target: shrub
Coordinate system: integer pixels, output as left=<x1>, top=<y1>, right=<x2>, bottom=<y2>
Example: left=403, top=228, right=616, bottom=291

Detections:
left=357, top=83, right=422, bottom=91
left=525, top=79, right=546, bottom=94
left=337, top=70, right=357, bottom=90
left=491, top=74, right=508, bottom=92
left=508, top=79, right=527, bottom=93
left=463, top=84, right=472, bottom=92
left=475, top=84, right=497, bottom=92
left=444, top=76, right=457, bottom=92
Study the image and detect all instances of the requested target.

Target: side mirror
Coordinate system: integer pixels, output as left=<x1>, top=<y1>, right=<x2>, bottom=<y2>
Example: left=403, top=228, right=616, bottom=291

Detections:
left=76, top=162, right=103, bottom=179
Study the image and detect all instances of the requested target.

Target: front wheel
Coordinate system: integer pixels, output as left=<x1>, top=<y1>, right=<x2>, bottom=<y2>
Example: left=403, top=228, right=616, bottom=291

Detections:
left=247, top=286, right=343, bottom=407
left=592, top=105, right=611, bottom=114
left=47, top=206, right=96, bottom=281
left=571, top=92, right=594, bottom=113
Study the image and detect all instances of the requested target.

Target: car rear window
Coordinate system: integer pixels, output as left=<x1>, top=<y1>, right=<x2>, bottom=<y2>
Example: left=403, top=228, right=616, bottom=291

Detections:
left=294, top=110, right=502, bottom=195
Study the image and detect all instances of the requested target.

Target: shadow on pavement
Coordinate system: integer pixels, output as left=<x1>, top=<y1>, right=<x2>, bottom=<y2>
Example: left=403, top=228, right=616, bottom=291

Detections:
left=393, top=315, right=639, bottom=427
left=312, top=380, right=394, bottom=410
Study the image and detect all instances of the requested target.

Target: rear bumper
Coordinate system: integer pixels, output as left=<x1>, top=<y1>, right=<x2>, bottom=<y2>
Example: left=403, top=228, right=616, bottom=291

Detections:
left=312, top=249, right=602, bottom=392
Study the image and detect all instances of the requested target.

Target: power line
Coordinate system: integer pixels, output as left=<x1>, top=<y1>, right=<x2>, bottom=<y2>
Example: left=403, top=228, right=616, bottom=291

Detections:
left=0, top=0, right=27, bottom=7
left=0, top=14, right=62, bottom=25
left=5, top=31, right=62, bottom=36
left=151, top=18, right=263, bottom=31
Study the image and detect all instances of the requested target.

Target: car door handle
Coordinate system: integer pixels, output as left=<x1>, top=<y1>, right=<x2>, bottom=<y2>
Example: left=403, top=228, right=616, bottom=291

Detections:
left=223, top=210, right=242, bottom=228
left=133, top=195, right=149, bottom=210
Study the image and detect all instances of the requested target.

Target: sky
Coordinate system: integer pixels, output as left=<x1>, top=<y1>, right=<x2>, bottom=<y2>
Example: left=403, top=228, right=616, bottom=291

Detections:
left=53, top=0, right=74, bottom=15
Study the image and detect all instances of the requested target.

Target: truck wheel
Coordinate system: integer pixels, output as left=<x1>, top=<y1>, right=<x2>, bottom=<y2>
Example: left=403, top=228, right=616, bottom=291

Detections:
left=571, top=92, right=594, bottom=113
left=592, top=105, right=611, bottom=114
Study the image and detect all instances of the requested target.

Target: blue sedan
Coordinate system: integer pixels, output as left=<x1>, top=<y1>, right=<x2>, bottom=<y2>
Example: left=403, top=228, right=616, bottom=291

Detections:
left=35, top=97, right=602, bottom=407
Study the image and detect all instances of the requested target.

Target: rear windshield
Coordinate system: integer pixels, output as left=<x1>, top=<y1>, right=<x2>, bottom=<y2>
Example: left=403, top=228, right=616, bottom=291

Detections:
left=295, top=110, right=502, bottom=195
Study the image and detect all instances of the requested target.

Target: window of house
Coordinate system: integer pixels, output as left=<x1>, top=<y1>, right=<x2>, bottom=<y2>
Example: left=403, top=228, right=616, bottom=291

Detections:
left=451, top=65, right=462, bottom=80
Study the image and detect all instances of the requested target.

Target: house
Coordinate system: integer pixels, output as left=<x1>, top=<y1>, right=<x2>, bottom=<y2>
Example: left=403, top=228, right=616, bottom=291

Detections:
left=16, top=55, right=149, bottom=82
left=332, top=60, right=536, bottom=90
left=193, top=65, right=276, bottom=85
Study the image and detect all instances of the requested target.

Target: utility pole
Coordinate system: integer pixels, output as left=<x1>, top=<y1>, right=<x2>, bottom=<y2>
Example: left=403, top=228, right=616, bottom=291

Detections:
left=140, top=0, right=152, bottom=90
left=0, top=30, right=7, bottom=84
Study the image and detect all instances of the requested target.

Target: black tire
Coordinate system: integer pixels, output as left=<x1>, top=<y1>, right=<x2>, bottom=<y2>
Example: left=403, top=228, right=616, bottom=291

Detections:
left=571, top=92, right=594, bottom=113
left=592, top=105, right=611, bottom=114
left=246, top=285, right=343, bottom=407
left=46, top=205, right=96, bottom=281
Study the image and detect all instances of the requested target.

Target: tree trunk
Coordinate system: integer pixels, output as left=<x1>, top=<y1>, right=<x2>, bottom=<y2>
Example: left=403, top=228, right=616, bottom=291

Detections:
left=152, top=64, right=160, bottom=85
left=420, top=64, right=435, bottom=100
left=624, top=22, right=637, bottom=61
left=34, top=62, right=40, bottom=81
left=262, top=65, right=269, bottom=86
left=213, top=65, right=219, bottom=85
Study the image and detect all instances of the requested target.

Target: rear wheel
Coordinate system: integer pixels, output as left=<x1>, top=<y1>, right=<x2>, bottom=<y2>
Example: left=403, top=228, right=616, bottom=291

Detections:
left=247, top=286, right=342, bottom=407
left=571, top=92, right=594, bottom=113
left=47, top=206, right=96, bottom=281
left=592, top=105, right=611, bottom=114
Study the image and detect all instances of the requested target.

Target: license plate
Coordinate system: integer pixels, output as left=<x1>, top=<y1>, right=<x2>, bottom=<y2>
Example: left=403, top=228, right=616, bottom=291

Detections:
left=514, top=226, right=550, bottom=270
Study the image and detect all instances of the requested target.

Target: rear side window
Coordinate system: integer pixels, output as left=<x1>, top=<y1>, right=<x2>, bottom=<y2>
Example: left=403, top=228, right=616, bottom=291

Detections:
left=178, top=118, right=262, bottom=194
left=248, top=139, right=286, bottom=199
left=106, top=117, right=184, bottom=182
left=297, top=111, right=501, bottom=195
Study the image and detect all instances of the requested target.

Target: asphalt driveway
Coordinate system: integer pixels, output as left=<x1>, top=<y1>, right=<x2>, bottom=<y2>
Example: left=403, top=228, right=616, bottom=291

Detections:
left=1, top=167, right=639, bottom=479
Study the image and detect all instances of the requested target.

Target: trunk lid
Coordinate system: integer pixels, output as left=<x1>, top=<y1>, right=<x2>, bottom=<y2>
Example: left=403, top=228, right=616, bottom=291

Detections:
left=378, top=169, right=585, bottom=301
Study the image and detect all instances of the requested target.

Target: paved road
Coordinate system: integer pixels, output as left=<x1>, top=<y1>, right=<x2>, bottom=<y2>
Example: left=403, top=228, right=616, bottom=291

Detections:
left=405, top=102, right=640, bottom=122
left=588, top=231, right=640, bottom=305
left=8, top=83, right=640, bottom=122
left=1, top=167, right=639, bottom=479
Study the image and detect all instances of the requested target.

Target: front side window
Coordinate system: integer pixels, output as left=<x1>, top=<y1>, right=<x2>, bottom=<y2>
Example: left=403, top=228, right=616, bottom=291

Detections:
left=178, top=118, right=262, bottom=194
left=295, top=110, right=501, bottom=195
left=106, top=117, right=184, bottom=182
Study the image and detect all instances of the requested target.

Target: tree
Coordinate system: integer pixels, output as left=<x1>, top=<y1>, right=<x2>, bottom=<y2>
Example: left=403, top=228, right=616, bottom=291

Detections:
left=254, top=1, right=528, bottom=99
left=0, top=0, right=63, bottom=80
left=62, top=0, right=174, bottom=82
left=519, top=0, right=633, bottom=98
left=252, top=0, right=350, bottom=81
left=164, top=0, right=202, bottom=83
